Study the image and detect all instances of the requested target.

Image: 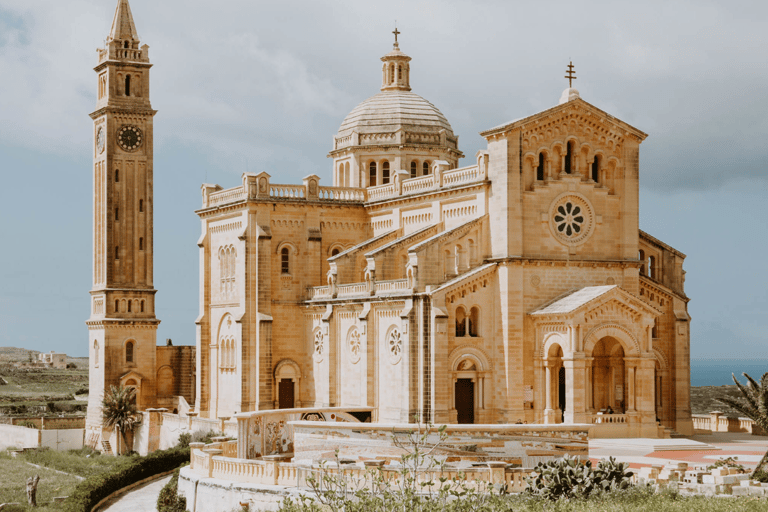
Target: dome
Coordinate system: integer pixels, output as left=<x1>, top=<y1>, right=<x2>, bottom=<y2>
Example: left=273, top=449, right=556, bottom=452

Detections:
left=337, top=90, right=456, bottom=139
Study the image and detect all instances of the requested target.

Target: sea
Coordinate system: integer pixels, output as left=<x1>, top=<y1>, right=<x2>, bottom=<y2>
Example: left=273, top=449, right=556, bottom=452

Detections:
left=691, top=359, right=768, bottom=387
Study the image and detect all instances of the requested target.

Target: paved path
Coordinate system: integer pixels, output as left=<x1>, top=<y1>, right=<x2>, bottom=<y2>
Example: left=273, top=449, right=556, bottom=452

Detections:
left=589, top=432, right=768, bottom=470
left=98, top=474, right=172, bottom=512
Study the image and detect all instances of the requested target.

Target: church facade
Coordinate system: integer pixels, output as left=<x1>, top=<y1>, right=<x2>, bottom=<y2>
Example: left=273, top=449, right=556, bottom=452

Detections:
left=88, top=0, right=693, bottom=444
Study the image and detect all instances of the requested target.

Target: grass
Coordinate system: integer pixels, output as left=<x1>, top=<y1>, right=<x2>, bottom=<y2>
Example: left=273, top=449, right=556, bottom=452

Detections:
left=0, top=451, right=85, bottom=511
left=21, top=447, right=131, bottom=479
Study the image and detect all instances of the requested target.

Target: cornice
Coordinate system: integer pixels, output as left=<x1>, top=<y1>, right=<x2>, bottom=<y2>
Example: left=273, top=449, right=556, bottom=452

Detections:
left=94, top=60, right=153, bottom=73
left=490, top=257, right=642, bottom=269
left=86, top=319, right=161, bottom=329
left=90, top=106, right=157, bottom=120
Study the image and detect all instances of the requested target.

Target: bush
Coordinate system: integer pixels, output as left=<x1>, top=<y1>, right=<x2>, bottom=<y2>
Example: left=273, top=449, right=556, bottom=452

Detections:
left=191, top=429, right=223, bottom=444
left=177, top=432, right=191, bottom=448
left=525, top=455, right=633, bottom=500
left=61, top=446, right=190, bottom=512
left=157, top=468, right=188, bottom=512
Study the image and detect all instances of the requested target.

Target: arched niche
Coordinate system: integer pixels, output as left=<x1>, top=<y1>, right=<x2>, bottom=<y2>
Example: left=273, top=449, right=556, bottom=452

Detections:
left=274, top=359, right=301, bottom=409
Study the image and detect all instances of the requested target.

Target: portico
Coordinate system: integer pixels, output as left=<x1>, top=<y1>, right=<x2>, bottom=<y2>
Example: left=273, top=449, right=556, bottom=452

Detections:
left=532, top=285, right=662, bottom=437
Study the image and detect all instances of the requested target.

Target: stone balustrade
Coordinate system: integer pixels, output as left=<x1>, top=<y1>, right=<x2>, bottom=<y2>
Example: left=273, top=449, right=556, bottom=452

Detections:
left=692, top=412, right=766, bottom=435
left=308, top=278, right=410, bottom=301
left=592, top=413, right=627, bottom=424
left=202, top=162, right=485, bottom=209
left=189, top=446, right=535, bottom=492
left=207, top=187, right=247, bottom=207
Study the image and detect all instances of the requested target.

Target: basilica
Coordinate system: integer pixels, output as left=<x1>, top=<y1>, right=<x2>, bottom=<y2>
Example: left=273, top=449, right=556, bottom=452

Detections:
left=86, top=0, right=693, bottom=447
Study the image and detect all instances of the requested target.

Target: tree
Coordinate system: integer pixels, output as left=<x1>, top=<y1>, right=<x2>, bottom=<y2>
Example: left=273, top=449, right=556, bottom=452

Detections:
left=717, top=372, right=768, bottom=476
left=102, top=385, right=141, bottom=455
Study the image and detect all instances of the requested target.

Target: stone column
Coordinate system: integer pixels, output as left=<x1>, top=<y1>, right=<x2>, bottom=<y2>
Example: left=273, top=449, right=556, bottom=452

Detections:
left=544, top=363, right=554, bottom=424
left=564, top=358, right=588, bottom=424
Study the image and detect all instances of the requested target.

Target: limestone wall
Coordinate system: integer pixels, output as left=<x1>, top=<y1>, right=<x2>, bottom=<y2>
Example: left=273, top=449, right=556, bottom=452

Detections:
left=0, top=424, right=41, bottom=449
left=291, top=422, right=589, bottom=466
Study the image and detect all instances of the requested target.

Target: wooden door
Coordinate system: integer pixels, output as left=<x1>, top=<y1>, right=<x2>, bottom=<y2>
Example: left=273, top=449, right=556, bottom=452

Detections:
left=278, top=379, right=294, bottom=409
left=455, top=378, right=475, bottom=424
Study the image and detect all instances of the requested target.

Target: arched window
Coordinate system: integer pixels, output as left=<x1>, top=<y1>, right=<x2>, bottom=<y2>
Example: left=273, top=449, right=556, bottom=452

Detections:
left=648, top=255, right=656, bottom=279
left=115, top=299, right=119, bottom=313
left=591, top=156, right=600, bottom=183
left=564, top=141, right=574, bottom=174
left=469, top=307, right=479, bottom=337
left=423, top=161, right=430, bottom=175
left=382, top=161, right=390, bottom=184
left=123, top=41, right=129, bottom=49
left=344, top=162, right=350, bottom=187
left=652, top=320, right=658, bottom=339
left=537, top=153, right=545, bottom=181
left=127, top=300, right=132, bottom=312
left=139, top=199, right=143, bottom=212
left=331, top=248, right=340, bottom=257
left=115, top=246, right=120, bottom=260
left=125, top=75, right=131, bottom=96
left=126, top=341, right=134, bottom=363
left=115, top=207, right=119, bottom=221
left=94, top=341, right=99, bottom=366
left=115, top=169, right=119, bottom=182
left=455, top=307, right=466, bottom=337
left=639, top=250, right=646, bottom=275
left=410, top=161, right=417, bottom=179
left=139, top=237, right=144, bottom=250
left=369, top=162, right=377, bottom=187
left=140, top=300, right=145, bottom=313
left=398, top=65, right=402, bottom=81
left=281, top=247, right=290, bottom=274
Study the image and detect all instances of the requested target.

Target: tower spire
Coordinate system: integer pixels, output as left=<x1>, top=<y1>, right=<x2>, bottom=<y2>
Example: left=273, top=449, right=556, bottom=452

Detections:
left=108, top=0, right=139, bottom=43
left=380, top=29, right=412, bottom=92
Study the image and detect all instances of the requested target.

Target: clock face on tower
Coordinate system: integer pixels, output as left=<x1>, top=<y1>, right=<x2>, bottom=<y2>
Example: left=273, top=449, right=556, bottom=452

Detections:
left=96, top=127, right=105, bottom=153
left=117, top=125, right=143, bottom=152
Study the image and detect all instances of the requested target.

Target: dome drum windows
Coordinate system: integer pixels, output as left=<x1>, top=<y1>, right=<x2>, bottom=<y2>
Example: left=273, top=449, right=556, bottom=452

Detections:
left=369, top=162, right=377, bottom=187
left=125, top=340, right=135, bottom=364
left=382, top=161, right=390, bottom=184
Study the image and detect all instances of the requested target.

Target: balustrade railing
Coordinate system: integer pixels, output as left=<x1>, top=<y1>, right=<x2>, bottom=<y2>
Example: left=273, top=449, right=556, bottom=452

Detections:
left=208, top=187, right=247, bottom=207
left=367, top=183, right=397, bottom=201
left=592, top=413, right=627, bottom=424
left=401, top=174, right=436, bottom=195
left=376, top=279, right=410, bottom=293
left=270, top=184, right=305, bottom=199
left=318, top=186, right=366, bottom=201
left=190, top=447, right=535, bottom=492
left=443, top=165, right=481, bottom=186
left=336, top=282, right=368, bottom=296
left=308, top=286, right=331, bottom=299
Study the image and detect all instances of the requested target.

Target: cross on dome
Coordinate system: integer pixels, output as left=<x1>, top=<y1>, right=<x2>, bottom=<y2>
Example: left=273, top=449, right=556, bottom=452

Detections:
left=565, top=61, right=577, bottom=88
left=393, top=26, right=400, bottom=47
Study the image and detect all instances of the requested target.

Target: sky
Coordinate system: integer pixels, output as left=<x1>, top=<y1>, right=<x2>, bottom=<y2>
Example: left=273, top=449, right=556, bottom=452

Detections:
left=0, top=0, right=766, bottom=368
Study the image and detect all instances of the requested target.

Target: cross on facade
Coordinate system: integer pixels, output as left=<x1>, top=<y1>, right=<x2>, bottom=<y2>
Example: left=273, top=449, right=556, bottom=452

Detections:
left=565, top=61, right=577, bottom=88
left=393, top=27, right=400, bottom=45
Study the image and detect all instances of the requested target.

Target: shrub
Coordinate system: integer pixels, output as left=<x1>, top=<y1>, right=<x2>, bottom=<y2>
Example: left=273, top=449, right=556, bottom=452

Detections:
left=157, top=468, right=188, bottom=512
left=61, top=446, right=190, bottom=512
left=191, top=429, right=223, bottom=444
left=177, top=432, right=191, bottom=448
left=707, top=456, right=745, bottom=473
left=525, top=455, right=633, bottom=500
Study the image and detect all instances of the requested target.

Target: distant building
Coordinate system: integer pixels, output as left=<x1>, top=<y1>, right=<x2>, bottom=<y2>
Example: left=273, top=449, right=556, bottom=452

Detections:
left=38, top=352, right=67, bottom=369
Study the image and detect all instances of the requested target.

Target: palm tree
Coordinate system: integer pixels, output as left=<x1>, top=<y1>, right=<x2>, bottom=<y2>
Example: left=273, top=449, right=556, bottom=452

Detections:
left=102, top=385, right=141, bottom=455
left=716, top=372, right=768, bottom=476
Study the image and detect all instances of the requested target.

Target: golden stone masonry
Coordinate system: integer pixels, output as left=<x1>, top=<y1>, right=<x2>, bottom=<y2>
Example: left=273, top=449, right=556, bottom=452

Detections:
left=86, top=0, right=692, bottom=450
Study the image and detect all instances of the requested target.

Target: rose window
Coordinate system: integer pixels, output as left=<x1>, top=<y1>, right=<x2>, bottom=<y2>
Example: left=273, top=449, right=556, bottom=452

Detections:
left=314, top=330, right=324, bottom=356
left=389, top=329, right=402, bottom=358
left=548, top=194, right=595, bottom=246
left=349, top=329, right=361, bottom=363
left=554, top=202, right=584, bottom=237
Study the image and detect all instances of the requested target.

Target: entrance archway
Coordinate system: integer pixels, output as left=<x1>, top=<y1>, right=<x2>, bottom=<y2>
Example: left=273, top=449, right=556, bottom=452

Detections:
left=455, top=378, right=474, bottom=424
left=449, top=347, right=490, bottom=424
left=590, top=336, right=626, bottom=413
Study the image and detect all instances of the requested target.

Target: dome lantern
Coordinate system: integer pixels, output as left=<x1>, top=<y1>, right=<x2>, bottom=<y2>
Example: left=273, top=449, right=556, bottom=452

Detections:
left=380, top=28, right=411, bottom=92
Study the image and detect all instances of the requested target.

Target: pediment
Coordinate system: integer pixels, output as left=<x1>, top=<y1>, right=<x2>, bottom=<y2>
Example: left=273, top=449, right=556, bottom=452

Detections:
left=481, top=98, right=647, bottom=143
left=530, top=285, right=660, bottom=323
left=119, top=370, right=144, bottom=385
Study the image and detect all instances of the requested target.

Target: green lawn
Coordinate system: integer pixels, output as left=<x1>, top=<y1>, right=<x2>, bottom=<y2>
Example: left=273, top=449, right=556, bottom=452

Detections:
left=0, top=449, right=128, bottom=511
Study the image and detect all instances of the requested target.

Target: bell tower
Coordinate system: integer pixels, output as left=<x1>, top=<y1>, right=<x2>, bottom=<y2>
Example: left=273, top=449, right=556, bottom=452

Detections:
left=85, top=0, right=159, bottom=450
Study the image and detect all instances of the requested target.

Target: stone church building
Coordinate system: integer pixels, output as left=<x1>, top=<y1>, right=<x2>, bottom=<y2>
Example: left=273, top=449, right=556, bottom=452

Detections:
left=87, top=0, right=693, bottom=446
